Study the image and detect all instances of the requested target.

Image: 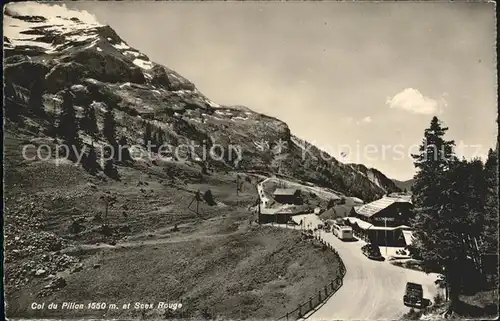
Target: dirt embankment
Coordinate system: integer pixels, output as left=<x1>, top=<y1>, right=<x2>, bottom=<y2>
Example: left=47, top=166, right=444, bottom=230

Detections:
left=7, top=219, right=341, bottom=320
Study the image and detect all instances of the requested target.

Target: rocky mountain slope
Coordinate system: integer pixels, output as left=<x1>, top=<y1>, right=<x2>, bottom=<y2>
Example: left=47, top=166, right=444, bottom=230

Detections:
left=347, top=163, right=401, bottom=194
left=4, top=3, right=396, bottom=202
left=392, top=178, right=415, bottom=192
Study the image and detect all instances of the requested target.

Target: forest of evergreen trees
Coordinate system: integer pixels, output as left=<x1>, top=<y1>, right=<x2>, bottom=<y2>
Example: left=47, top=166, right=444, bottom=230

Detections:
left=409, top=116, right=498, bottom=315
left=55, top=88, right=121, bottom=179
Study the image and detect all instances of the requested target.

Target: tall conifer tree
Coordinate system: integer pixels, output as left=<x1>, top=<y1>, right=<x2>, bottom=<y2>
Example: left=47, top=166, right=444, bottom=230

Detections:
left=103, top=108, right=116, bottom=144
left=57, top=90, right=80, bottom=161
left=410, top=117, right=464, bottom=312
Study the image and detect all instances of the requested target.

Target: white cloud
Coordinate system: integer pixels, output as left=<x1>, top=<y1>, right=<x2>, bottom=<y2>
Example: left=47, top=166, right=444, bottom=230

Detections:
left=386, top=88, right=440, bottom=115
left=361, top=116, right=372, bottom=123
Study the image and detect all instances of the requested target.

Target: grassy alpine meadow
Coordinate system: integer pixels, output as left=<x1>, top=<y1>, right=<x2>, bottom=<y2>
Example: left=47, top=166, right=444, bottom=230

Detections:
left=7, top=215, right=341, bottom=320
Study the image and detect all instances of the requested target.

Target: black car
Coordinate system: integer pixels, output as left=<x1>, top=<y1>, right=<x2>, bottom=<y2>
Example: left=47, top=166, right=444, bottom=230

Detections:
left=403, top=282, right=424, bottom=308
left=361, top=243, right=384, bottom=261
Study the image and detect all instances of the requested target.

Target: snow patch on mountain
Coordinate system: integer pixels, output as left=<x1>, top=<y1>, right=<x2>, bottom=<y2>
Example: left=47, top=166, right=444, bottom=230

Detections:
left=132, top=58, right=154, bottom=70
left=123, top=50, right=141, bottom=57
left=6, top=2, right=101, bottom=25
left=4, top=2, right=102, bottom=52
left=112, top=42, right=130, bottom=50
left=205, top=100, right=220, bottom=108
left=232, top=116, right=248, bottom=122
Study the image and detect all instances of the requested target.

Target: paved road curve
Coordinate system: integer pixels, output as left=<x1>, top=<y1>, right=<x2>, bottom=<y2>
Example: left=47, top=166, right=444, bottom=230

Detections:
left=256, top=176, right=441, bottom=320
left=304, top=231, right=442, bottom=320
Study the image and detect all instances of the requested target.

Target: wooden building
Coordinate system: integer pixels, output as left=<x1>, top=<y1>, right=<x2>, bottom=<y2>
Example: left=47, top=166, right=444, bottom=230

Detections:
left=345, top=195, right=413, bottom=246
left=273, top=188, right=302, bottom=205
left=258, top=208, right=295, bottom=224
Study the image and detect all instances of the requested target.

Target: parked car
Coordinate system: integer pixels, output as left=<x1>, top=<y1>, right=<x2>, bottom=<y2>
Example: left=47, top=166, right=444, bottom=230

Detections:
left=403, top=282, right=424, bottom=308
left=361, top=243, right=384, bottom=261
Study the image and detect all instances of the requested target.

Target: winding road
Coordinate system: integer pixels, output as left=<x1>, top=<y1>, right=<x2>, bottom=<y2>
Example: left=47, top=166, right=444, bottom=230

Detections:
left=256, top=177, right=442, bottom=320
left=303, top=231, right=441, bottom=320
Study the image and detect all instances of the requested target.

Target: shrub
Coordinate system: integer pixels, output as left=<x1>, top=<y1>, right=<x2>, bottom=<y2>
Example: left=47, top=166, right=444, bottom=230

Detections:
left=404, top=308, right=422, bottom=320
left=202, top=189, right=216, bottom=206
left=327, top=199, right=336, bottom=209
left=119, top=225, right=131, bottom=233
left=201, top=307, right=214, bottom=320
left=100, top=224, right=113, bottom=236
left=68, top=220, right=84, bottom=234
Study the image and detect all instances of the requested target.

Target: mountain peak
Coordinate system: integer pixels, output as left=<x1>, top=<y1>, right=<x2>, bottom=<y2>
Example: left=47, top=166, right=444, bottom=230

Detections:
left=4, top=3, right=204, bottom=97
left=4, top=2, right=397, bottom=202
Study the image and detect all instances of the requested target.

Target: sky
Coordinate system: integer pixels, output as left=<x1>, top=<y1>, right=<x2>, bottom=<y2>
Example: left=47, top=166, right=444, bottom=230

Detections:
left=38, top=2, right=500, bottom=179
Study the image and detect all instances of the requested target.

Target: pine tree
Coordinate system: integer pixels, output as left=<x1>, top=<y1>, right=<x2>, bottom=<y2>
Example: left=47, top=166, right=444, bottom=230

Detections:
left=103, top=145, right=119, bottom=180
left=118, top=135, right=131, bottom=163
left=464, top=158, right=487, bottom=237
left=82, top=104, right=99, bottom=137
left=143, top=122, right=152, bottom=147
left=410, top=117, right=466, bottom=312
left=85, top=143, right=98, bottom=174
left=483, top=148, right=498, bottom=255
left=201, top=161, right=208, bottom=175
left=5, top=81, right=15, bottom=100
left=57, top=90, right=80, bottom=161
left=150, top=127, right=159, bottom=152
left=4, top=81, right=21, bottom=122
left=411, top=116, right=456, bottom=210
left=28, top=78, right=45, bottom=115
left=104, top=159, right=118, bottom=179
left=156, top=128, right=165, bottom=147
left=154, top=128, right=165, bottom=154
left=103, top=108, right=116, bottom=144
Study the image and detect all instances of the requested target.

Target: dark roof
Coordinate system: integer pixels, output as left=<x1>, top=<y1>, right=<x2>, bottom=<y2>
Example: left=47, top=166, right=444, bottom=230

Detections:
left=353, top=196, right=412, bottom=218
left=320, top=205, right=352, bottom=219
left=273, top=188, right=299, bottom=196
left=345, top=217, right=373, bottom=229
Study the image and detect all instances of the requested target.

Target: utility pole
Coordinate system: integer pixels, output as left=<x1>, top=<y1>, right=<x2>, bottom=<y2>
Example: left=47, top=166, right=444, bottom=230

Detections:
left=257, top=197, right=261, bottom=224
left=100, top=193, right=116, bottom=226
left=196, top=190, right=200, bottom=216
left=381, top=217, right=389, bottom=257
left=106, top=199, right=110, bottom=225
left=385, top=218, right=387, bottom=257
left=103, top=198, right=108, bottom=225
left=187, top=190, right=201, bottom=218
